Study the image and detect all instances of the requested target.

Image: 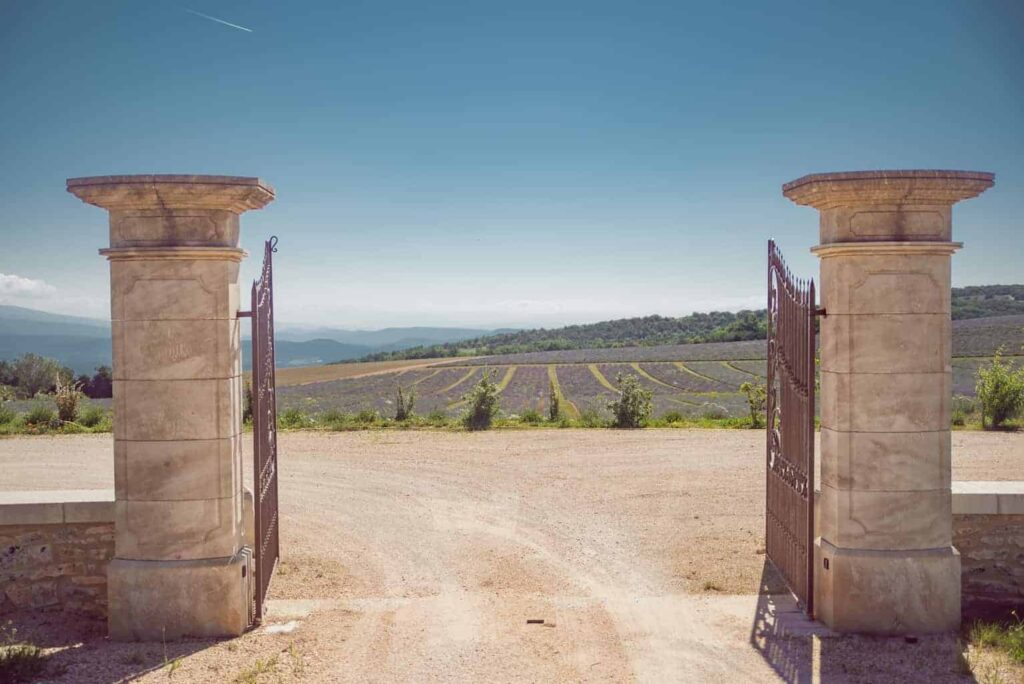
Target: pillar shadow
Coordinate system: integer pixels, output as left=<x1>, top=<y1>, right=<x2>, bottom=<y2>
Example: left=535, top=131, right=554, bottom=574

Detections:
left=748, top=560, right=980, bottom=683
left=4, top=609, right=221, bottom=683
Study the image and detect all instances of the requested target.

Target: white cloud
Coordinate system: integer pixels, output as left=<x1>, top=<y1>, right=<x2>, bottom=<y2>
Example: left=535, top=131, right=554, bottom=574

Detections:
left=0, top=273, right=57, bottom=299
left=0, top=273, right=108, bottom=319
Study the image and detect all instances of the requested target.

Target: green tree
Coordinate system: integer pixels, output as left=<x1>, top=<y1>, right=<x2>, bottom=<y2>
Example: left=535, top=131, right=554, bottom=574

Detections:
left=11, top=354, right=66, bottom=398
left=740, top=380, right=767, bottom=428
left=608, top=373, right=652, bottom=428
left=462, top=371, right=500, bottom=431
left=976, top=350, right=1024, bottom=429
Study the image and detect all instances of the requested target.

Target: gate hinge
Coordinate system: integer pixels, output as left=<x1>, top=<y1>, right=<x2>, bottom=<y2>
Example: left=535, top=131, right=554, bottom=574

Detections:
left=237, top=310, right=252, bottom=319
left=815, top=308, right=827, bottom=317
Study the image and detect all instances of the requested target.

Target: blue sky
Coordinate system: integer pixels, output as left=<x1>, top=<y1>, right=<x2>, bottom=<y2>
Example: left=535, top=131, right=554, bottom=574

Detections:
left=1, top=1, right=1021, bottom=328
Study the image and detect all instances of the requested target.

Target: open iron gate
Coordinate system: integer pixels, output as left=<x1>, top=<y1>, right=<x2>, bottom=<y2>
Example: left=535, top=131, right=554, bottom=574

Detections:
left=243, top=236, right=280, bottom=624
left=766, top=239, right=817, bottom=615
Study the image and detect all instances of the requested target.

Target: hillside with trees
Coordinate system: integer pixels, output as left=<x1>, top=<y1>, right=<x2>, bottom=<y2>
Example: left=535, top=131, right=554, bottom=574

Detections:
left=352, top=284, right=1023, bottom=363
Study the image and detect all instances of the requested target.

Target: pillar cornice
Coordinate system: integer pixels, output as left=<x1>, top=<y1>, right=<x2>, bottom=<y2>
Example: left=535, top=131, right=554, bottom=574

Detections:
left=783, top=170, right=994, bottom=210
left=67, top=174, right=275, bottom=213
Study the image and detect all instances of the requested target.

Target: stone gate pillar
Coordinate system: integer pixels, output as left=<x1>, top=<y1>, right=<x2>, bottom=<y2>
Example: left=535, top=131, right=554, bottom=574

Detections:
left=783, top=170, right=994, bottom=634
left=67, top=175, right=275, bottom=640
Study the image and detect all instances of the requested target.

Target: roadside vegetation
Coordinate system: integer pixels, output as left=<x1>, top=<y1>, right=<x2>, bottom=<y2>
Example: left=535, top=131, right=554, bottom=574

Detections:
left=2, top=344, right=1023, bottom=435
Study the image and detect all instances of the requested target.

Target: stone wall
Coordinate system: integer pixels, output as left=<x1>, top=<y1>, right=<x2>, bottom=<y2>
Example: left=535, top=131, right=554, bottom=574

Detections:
left=0, top=490, right=115, bottom=617
left=952, top=482, right=1024, bottom=622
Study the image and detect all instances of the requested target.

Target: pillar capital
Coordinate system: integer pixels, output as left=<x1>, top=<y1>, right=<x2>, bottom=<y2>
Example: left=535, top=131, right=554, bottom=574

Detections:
left=782, top=170, right=993, bottom=210
left=783, top=170, right=994, bottom=245
left=67, top=175, right=275, bottom=251
left=66, top=174, right=275, bottom=213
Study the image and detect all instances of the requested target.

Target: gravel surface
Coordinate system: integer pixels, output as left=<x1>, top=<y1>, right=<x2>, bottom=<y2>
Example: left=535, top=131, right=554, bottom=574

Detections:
left=0, top=429, right=1021, bottom=683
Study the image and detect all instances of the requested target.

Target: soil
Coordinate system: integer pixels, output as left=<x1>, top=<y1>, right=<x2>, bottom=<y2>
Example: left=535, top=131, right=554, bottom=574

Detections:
left=1, top=429, right=1021, bottom=683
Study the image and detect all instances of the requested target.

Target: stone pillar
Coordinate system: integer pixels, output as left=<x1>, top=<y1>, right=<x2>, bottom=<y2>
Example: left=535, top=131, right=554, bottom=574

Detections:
left=783, top=170, right=994, bottom=634
left=67, top=175, right=275, bottom=640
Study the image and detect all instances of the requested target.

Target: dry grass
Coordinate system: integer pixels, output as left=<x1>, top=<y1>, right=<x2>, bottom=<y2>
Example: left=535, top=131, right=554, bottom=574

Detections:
left=249, top=358, right=453, bottom=388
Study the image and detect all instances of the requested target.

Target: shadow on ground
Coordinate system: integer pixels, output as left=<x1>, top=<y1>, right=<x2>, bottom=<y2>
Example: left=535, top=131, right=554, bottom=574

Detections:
left=748, top=560, right=978, bottom=683
left=5, top=610, right=219, bottom=683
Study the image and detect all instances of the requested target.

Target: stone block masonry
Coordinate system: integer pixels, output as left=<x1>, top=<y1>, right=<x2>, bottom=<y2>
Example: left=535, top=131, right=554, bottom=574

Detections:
left=953, top=482, right=1024, bottom=622
left=0, top=490, right=115, bottom=617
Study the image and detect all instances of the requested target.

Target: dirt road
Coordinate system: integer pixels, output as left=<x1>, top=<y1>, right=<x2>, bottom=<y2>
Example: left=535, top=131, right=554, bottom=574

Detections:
left=1, top=429, right=1021, bottom=682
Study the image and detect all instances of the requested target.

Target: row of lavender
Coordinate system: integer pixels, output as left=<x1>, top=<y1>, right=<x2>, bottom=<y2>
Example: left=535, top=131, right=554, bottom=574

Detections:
left=276, top=355, right=999, bottom=419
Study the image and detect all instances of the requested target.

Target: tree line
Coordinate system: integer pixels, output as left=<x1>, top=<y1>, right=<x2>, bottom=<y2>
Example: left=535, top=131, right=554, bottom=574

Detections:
left=346, top=310, right=768, bottom=363
left=0, top=353, right=112, bottom=400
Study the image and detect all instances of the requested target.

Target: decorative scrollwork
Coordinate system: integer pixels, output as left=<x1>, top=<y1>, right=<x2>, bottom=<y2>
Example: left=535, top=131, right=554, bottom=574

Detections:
left=765, top=239, right=816, bottom=615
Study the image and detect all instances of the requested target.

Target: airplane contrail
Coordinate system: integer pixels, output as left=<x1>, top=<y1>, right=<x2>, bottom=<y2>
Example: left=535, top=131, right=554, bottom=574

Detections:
left=183, top=8, right=253, bottom=32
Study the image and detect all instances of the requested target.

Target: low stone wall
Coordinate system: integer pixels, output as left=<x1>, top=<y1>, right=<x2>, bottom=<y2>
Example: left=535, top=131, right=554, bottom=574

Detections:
left=952, top=482, right=1024, bottom=622
left=0, top=490, right=115, bottom=617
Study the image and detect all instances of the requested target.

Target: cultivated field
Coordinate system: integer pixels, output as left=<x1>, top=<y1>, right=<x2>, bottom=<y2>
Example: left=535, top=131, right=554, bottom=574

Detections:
left=276, top=317, right=1023, bottom=420
left=1, top=430, right=1021, bottom=682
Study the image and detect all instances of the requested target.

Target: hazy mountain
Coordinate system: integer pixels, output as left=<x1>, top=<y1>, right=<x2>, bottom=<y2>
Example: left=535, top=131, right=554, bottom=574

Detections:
left=274, top=325, right=512, bottom=346
left=0, top=305, right=510, bottom=372
left=0, top=305, right=110, bottom=338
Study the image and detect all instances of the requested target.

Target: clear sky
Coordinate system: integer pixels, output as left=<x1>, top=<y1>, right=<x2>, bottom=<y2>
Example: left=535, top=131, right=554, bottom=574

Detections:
left=1, top=1, right=1021, bottom=329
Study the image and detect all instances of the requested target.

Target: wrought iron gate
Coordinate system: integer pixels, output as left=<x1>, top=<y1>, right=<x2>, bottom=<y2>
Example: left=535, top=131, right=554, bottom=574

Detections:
left=246, top=236, right=280, bottom=623
left=766, top=239, right=816, bottom=615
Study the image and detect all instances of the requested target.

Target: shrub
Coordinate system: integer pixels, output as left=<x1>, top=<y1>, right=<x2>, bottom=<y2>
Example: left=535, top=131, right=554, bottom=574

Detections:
left=53, top=374, right=83, bottom=424
left=548, top=380, right=560, bottom=422
left=660, top=410, right=685, bottom=424
left=278, top=408, right=313, bottom=429
left=462, top=371, right=500, bottom=431
left=976, top=350, right=1024, bottom=428
left=354, top=409, right=379, bottom=425
left=0, top=404, right=15, bottom=425
left=242, top=381, right=253, bottom=424
left=23, top=402, right=56, bottom=429
left=519, top=408, right=544, bottom=424
left=607, top=374, right=652, bottom=428
left=395, top=386, right=415, bottom=421
left=77, top=404, right=107, bottom=428
left=739, top=380, right=767, bottom=428
left=699, top=402, right=730, bottom=420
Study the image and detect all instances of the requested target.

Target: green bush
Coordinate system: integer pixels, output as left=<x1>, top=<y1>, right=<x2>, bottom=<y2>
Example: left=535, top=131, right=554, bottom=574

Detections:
left=53, top=374, right=82, bottom=424
left=354, top=409, right=379, bottom=425
left=278, top=408, right=313, bottom=429
left=0, top=404, right=15, bottom=425
left=976, top=350, right=1024, bottom=428
left=242, top=381, right=253, bottom=424
left=519, top=408, right=544, bottom=424
left=739, top=381, right=767, bottom=429
left=608, top=374, right=652, bottom=428
left=577, top=400, right=608, bottom=428
left=23, top=402, right=56, bottom=429
left=394, top=386, right=415, bottom=421
left=77, top=404, right=107, bottom=428
left=660, top=410, right=685, bottom=424
left=462, top=371, right=500, bottom=430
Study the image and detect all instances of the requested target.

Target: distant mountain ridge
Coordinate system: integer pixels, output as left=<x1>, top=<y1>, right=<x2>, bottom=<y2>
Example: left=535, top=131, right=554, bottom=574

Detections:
left=0, top=305, right=509, bottom=373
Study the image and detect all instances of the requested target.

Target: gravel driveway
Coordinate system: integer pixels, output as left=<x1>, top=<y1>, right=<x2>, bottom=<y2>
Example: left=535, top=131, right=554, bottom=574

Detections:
left=1, top=429, right=1021, bottom=682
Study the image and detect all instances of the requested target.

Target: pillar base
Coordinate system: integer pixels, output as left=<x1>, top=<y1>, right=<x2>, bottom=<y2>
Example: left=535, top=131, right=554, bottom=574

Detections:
left=107, top=548, right=253, bottom=641
left=815, top=538, right=960, bottom=635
